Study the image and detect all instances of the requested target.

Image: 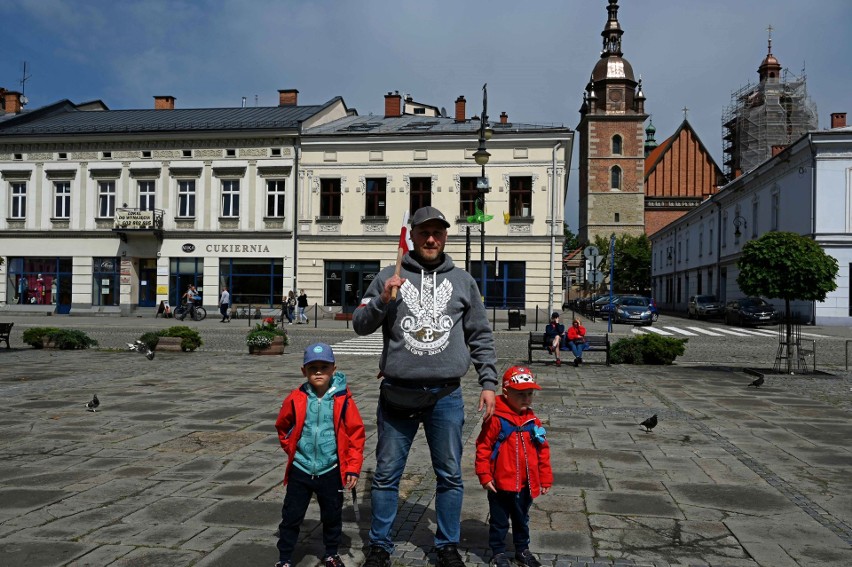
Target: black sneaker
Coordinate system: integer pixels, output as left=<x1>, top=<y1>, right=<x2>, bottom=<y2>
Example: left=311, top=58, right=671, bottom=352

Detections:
left=490, top=552, right=511, bottom=567
left=436, top=546, right=465, bottom=567
left=363, top=546, right=391, bottom=567
left=514, top=549, right=541, bottom=567
left=274, top=562, right=290, bottom=567
left=325, top=555, right=346, bottom=567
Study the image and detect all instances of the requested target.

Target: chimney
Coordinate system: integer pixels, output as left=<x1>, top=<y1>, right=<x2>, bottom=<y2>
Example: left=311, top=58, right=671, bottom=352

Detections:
left=4, top=90, right=24, bottom=114
left=831, top=112, right=847, bottom=129
left=771, top=145, right=786, bottom=157
left=153, top=96, right=175, bottom=110
left=454, top=96, right=466, bottom=123
left=384, top=91, right=402, bottom=118
left=278, top=89, right=299, bottom=106
left=500, top=111, right=508, bottom=124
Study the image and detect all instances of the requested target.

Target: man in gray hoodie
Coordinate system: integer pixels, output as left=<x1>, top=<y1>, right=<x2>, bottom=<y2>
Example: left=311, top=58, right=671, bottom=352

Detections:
left=354, top=206, right=497, bottom=567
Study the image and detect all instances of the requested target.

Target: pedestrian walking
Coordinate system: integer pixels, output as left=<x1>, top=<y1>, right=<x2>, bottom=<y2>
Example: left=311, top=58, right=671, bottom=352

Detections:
left=297, top=289, right=309, bottom=324
left=285, top=290, right=296, bottom=325
left=219, top=286, right=231, bottom=322
left=353, top=205, right=498, bottom=567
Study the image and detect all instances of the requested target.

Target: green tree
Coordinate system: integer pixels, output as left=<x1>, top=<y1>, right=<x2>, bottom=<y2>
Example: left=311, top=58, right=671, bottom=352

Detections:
left=563, top=227, right=580, bottom=255
left=592, top=233, right=651, bottom=293
left=737, top=231, right=838, bottom=373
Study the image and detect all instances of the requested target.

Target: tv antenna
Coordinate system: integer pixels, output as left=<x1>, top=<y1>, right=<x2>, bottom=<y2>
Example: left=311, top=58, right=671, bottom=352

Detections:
left=20, top=61, right=31, bottom=105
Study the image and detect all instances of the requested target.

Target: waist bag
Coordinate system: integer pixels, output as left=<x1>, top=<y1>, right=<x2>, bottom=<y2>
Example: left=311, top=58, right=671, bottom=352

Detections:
left=380, top=381, right=459, bottom=419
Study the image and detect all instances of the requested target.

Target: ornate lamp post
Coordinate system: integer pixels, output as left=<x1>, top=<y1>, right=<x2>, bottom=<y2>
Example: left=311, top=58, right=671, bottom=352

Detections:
left=471, top=84, right=493, bottom=299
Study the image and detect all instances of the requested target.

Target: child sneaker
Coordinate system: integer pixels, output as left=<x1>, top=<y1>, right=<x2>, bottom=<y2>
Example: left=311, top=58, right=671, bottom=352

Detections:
left=274, top=562, right=290, bottom=567
left=362, top=546, right=391, bottom=567
left=490, top=552, right=511, bottom=567
left=514, top=549, right=541, bottom=567
left=325, top=554, right=346, bottom=567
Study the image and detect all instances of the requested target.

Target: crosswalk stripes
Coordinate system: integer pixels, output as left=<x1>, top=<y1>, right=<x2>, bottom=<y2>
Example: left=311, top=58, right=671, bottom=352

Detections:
left=331, top=332, right=383, bottom=356
left=658, top=326, right=699, bottom=336
left=634, top=327, right=672, bottom=336
left=629, top=324, right=829, bottom=340
left=685, top=327, right=725, bottom=336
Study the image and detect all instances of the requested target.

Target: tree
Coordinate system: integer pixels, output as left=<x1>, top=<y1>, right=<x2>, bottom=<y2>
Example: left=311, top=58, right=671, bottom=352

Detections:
left=592, top=233, right=652, bottom=293
left=737, top=231, right=839, bottom=373
left=563, top=227, right=580, bottom=255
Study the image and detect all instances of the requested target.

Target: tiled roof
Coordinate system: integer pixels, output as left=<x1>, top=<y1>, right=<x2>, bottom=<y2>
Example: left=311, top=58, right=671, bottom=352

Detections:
left=0, top=102, right=329, bottom=136
left=304, top=114, right=569, bottom=136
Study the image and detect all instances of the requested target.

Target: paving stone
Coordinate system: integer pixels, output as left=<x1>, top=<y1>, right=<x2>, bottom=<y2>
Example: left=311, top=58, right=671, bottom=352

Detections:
left=0, top=541, right=91, bottom=565
left=585, top=492, right=683, bottom=519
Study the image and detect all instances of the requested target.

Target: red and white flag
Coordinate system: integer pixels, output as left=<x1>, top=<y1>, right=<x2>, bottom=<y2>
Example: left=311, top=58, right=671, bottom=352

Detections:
left=398, top=210, right=413, bottom=253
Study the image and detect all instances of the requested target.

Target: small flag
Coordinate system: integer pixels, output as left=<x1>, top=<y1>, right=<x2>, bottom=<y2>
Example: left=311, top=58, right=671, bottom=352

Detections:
left=398, top=210, right=413, bottom=253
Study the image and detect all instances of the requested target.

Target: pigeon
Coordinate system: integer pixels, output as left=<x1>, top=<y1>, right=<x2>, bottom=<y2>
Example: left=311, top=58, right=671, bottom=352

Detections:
left=748, top=376, right=765, bottom=388
left=86, top=394, right=99, bottom=412
left=128, top=340, right=155, bottom=360
left=639, top=414, right=658, bottom=433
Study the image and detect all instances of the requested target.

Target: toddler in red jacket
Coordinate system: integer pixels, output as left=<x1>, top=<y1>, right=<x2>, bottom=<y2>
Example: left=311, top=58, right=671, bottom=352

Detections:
left=274, top=343, right=366, bottom=567
left=475, top=365, right=552, bottom=567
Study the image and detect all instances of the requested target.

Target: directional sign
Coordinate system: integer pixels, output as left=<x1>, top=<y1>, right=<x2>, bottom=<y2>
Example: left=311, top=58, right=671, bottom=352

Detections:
left=587, top=271, right=604, bottom=285
left=583, top=245, right=599, bottom=259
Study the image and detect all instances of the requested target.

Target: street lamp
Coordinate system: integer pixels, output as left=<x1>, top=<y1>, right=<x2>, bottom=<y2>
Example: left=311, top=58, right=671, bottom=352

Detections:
left=732, top=215, right=748, bottom=239
left=474, top=83, right=491, bottom=300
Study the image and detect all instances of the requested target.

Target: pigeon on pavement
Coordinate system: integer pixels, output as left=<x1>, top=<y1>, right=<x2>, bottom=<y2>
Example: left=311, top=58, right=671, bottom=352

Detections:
left=748, top=376, right=765, bottom=388
left=639, top=414, right=657, bottom=433
left=128, top=340, right=155, bottom=360
left=86, top=394, right=99, bottom=412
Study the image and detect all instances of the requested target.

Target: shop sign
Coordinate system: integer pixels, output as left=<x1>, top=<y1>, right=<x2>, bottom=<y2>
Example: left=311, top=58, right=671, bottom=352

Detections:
left=114, top=209, right=155, bottom=229
left=182, top=243, right=196, bottom=253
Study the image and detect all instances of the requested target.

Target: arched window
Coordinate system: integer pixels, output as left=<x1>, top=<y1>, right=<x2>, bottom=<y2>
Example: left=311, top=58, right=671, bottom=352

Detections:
left=612, top=134, right=622, bottom=155
left=610, top=166, right=622, bottom=190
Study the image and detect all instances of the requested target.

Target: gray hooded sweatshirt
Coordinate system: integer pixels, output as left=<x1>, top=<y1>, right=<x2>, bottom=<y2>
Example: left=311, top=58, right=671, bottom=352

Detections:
left=353, top=252, right=498, bottom=391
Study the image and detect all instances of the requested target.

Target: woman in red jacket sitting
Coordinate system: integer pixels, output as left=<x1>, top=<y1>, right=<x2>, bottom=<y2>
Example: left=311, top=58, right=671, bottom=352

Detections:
left=566, top=318, right=588, bottom=367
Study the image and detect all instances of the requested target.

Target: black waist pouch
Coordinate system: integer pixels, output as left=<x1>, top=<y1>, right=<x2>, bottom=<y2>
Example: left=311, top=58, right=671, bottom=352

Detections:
left=379, top=381, right=459, bottom=419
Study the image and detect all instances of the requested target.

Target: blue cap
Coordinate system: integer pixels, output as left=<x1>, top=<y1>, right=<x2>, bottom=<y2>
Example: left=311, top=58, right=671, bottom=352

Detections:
left=303, top=342, right=335, bottom=365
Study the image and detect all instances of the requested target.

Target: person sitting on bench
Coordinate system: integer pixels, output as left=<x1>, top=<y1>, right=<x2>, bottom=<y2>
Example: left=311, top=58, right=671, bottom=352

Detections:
left=567, top=318, right=589, bottom=367
left=543, top=312, right=566, bottom=366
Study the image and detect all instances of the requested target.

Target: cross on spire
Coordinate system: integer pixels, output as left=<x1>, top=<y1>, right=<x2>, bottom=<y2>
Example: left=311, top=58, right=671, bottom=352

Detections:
left=682, top=106, right=689, bottom=120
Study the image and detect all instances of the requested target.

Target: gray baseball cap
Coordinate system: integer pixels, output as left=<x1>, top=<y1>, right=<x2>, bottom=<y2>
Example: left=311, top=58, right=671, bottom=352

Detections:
left=410, top=206, right=450, bottom=228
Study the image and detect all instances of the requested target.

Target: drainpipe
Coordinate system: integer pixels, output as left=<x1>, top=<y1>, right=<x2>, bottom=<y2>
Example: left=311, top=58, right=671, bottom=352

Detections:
left=713, top=197, right=722, bottom=300
left=292, top=127, right=301, bottom=294
left=807, top=133, right=817, bottom=324
left=548, top=141, right=562, bottom=317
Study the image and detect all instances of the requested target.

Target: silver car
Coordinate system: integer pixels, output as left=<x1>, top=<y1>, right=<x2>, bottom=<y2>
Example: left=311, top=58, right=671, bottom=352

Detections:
left=688, top=295, right=724, bottom=319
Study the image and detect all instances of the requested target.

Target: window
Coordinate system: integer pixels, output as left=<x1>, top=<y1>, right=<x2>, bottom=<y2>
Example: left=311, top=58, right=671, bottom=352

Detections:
left=610, top=166, right=621, bottom=190
left=460, top=177, right=478, bottom=218
left=98, top=181, right=116, bottom=218
left=612, top=134, right=622, bottom=155
left=699, top=230, right=704, bottom=257
left=93, top=257, right=119, bottom=306
left=722, top=212, right=728, bottom=247
left=614, top=212, right=620, bottom=223
left=365, top=178, right=387, bottom=218
left=219, top=258, right=284, bottom=307
left=178, top=180, right=196, bottom=218
left=685, top=237, right=690, bottom=261
left=709, top=227, right=713, bottom=255
left=54, top=181, right=71, bottom=219
left=221, top=179, right=240, bottom=217
left=10, top=182, right=26, bottom=218
left=320, top=178, right=342, bottom=217
left=509, top=176, right=532, bottom=217
left=266, top=179, right=286, bottom=218
left=771, top=191, right=779, bottom=231
left=751, top=201, right=758, bottom=237
left=138, top=180, right=155, bottom=211
left=409, top=177, right=431, bottom=211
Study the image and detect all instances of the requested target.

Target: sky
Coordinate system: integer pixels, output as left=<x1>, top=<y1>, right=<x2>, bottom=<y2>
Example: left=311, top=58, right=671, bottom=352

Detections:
left=3, top=0, right=851, bottom=231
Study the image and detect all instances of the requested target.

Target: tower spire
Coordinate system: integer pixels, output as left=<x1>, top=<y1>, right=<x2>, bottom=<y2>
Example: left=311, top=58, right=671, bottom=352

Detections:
left=758, top=24, right=782, bottom=82
left=601, top=0, right=624, bottom=57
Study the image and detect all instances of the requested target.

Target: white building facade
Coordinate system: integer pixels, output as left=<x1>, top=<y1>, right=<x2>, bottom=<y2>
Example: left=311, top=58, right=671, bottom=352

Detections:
left=650, top=114, right=852, bottom=325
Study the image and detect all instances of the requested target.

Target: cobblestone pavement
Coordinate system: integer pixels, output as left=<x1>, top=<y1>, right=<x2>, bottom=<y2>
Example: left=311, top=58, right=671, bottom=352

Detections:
left=0, top=314, right=850, bottom=566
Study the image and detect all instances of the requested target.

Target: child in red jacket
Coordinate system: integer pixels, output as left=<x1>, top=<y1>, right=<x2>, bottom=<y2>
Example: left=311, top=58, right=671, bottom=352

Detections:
left=274, top=343, right=366, bottom=567
left=475, top=366, right=552, bottom=567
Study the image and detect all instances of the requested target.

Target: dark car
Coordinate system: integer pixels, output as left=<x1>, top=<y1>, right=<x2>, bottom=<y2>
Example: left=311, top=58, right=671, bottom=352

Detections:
left=613, top=296, right=654, bottom=325
left=594, top=295, right=621, bottom=318
left=724, top=297, right=779, bottom=327
left=688, top=295, right=724, bottom=319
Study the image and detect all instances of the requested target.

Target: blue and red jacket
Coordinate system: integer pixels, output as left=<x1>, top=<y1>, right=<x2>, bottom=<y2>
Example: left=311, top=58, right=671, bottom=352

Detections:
left=275, top=375, right=365, bottom=486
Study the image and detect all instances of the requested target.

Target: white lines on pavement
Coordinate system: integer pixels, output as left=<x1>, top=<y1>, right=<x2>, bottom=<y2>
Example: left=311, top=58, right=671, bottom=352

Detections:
left=332, top=333, right=383, bottom=356
left=736, top=328, right=777, bottom=336
left=708, top=327, right=754, bottom=337
left=660, top=326, right=699, bottom=336
left=686, top=326, right=725, bottom=336
left=638, top=327, right=673, bottom=336
left=800, top=331, right=829, bottom=338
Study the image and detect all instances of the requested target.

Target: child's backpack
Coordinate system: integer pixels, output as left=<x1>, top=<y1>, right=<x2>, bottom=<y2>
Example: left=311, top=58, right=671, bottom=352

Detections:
left=490, top=416, right=547, bottom=460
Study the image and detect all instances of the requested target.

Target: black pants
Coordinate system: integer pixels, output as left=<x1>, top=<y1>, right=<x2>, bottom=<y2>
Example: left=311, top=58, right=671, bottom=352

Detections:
left=487, top=487, right=532, bottom=555
left=220, top=303, right=229, bottom=320
left=277, top=467, right=344, bottom=562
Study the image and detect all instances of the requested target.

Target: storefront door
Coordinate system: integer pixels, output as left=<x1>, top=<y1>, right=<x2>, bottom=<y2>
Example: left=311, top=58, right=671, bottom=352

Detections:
left=139, top=267, right=157, bottom=307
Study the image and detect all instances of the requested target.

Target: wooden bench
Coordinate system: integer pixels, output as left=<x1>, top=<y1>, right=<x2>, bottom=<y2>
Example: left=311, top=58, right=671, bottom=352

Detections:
left=527, top=330, right=609, bottom=365
left=0, top=322, right=13, bottom=349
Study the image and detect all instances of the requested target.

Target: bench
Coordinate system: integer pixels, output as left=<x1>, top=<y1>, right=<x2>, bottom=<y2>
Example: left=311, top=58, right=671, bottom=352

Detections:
left=0, top=322, right=13, bottom=349
left=527, top=331, right=609, bottom=365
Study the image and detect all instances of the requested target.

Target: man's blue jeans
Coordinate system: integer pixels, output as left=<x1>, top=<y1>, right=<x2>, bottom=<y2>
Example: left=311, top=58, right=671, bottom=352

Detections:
left=369, top=384, right=465, bottom=552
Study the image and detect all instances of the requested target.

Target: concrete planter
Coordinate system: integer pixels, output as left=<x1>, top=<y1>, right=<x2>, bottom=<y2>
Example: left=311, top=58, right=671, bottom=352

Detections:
left=249, top=335, right=286, bottom=355
left=156, top=337, right=185, bottom=352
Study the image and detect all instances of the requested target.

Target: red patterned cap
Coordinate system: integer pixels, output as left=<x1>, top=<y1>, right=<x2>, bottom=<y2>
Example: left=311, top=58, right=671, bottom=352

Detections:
left=502, top=365, right=541, bottom=391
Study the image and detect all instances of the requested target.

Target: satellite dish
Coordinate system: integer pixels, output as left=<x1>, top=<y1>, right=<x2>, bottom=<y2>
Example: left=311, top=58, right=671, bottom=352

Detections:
left=440, top=106, right=448, bottom=118
left=20, top=95, right=28, bottom=106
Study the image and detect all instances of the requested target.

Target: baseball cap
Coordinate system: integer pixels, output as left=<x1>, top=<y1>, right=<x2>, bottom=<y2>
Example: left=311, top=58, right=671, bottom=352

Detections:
left=410, top=206, right=450, bottom=228
left=502, top=365, right=541, bottom=391
left=303, top=342, right=335, bottom=365
left=551, top=311, right=559, bottom=319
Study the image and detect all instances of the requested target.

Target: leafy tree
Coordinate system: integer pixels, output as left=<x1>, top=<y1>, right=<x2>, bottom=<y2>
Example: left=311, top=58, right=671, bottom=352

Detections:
left=592, top=233, right=651, bottom=294
left=563, top=227, right=580, bottom=255
left=737, top=231, right=838, bottom=373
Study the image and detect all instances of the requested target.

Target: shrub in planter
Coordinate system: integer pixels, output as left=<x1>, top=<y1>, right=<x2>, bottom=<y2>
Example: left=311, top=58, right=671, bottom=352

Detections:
left=139, top=331, right=160, bottom=351
left=156, top=326, right=203, bottom=352
left=610, top=334, right=687, bottom=365
left=22, top=327, right=99, bottom=350
left=246, top=317, right=289, bottom=349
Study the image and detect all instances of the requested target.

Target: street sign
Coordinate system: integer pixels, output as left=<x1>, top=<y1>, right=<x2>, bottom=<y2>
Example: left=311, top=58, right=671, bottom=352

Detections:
left=588, top=271, right=604, bottom=285
left=583, top=245, right=599, bottom=259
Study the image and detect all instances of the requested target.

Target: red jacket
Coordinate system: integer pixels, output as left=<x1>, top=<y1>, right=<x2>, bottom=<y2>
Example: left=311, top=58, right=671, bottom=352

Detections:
left=275, top=380, right=365, bottom=486
left=474, top=395, right=552, bottom=497
left=567, top=323, right=586, bottom=342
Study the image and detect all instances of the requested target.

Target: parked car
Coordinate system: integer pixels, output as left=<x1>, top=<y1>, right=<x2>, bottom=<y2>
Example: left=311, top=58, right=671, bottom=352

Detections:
left=647, top=297, right=659, bottom=322
left=688, top=295, right=724, bottom=319
left=613, top=296, right=654, bottom=325
left=724, top=297, right=779, bottom=326
left=594, top=295, right=621, bottom=318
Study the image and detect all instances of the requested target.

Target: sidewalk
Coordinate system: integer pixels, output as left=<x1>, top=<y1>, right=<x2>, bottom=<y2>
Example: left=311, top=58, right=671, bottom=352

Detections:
left=1, top=339, right=851, bottom=566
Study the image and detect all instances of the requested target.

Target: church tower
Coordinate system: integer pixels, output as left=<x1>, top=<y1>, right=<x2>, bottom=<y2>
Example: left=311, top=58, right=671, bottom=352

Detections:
left=577, top=0, right=647, bottom=244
